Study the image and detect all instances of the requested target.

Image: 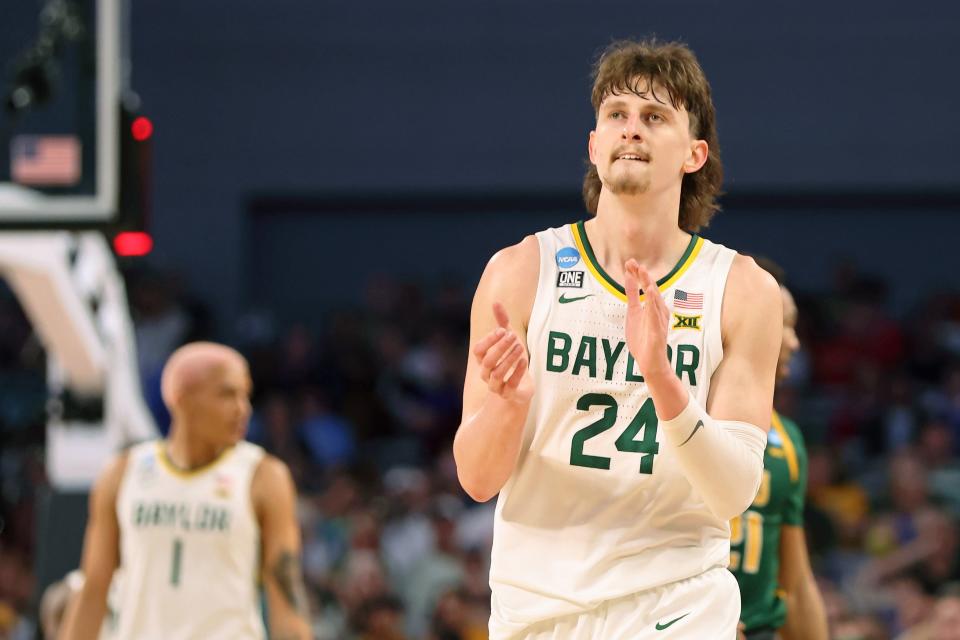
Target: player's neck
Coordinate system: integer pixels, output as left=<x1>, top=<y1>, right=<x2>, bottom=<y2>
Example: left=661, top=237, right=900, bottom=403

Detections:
left=165, top=426, right=228, bottom=471
left=589, top=191, right=691, bottom=283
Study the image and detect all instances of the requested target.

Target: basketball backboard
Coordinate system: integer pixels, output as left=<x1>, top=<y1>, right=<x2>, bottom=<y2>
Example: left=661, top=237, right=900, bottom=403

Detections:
left=0, top=0, right=120, bottom=228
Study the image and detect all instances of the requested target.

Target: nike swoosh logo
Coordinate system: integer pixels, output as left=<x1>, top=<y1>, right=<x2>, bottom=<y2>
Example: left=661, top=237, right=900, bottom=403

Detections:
left=678, top=421, right=703, bottom=447
left=655, top=613, right=690, bottom=630
left=558, top=293, right=594, bottom=304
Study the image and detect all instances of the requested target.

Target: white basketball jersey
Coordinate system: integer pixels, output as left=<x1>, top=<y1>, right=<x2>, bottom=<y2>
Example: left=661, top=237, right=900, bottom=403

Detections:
left=115, top=440, right=266, bottom=640
left=489, top=221, right=738, bottom=634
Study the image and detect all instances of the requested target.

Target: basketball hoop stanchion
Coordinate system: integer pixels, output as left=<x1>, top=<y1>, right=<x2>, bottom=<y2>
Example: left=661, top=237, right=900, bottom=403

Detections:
left=0, top=231, right=157, bottom=488
left=0, top=227, right=158, bottom=601
left=0, top=0, right=156, bottom=598
left=0, top=0, right=153, bottom=487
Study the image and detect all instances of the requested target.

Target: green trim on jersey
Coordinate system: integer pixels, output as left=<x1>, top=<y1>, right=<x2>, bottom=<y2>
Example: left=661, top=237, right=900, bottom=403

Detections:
left=572, top=221, right=700, bottom=297
left=155, top=441, right=237, bottom=479
left=730, top=412, right=809, bottom=633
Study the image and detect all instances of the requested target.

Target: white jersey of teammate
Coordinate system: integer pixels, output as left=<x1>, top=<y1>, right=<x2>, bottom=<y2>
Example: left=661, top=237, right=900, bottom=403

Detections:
left=114, top=440, right=266, bottom=640
left=489, top=221, right=737, bottom=633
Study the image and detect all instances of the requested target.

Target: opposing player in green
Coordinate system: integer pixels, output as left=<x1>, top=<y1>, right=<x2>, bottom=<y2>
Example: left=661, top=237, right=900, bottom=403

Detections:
left=730, top=259, right=828, bottom=640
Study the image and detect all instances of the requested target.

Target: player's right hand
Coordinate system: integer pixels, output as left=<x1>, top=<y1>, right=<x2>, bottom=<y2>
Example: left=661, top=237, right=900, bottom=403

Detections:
left=472, top=302, right=533, bottom=403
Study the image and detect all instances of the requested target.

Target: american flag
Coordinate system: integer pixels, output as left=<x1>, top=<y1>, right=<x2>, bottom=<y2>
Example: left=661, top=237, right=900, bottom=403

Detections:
left=674, top=289, right=703, bottom=310
left=11, top=135, right=81, bottom=186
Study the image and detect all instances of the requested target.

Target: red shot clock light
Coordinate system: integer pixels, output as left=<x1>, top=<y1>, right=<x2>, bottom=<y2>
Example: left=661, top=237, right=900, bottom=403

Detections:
left=131, top=116, right=153, bottom=141
left=113, top=231, right=153, bottom=257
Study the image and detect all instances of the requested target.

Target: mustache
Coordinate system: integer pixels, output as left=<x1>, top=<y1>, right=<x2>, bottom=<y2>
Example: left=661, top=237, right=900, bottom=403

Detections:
left=611, top=147, right=651, bottom=162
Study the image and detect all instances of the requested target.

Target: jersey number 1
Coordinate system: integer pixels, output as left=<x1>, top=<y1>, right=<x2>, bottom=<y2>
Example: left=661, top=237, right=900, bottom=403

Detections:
left=170, top=538, right=183, bottom=587
left=570, top=394, right=660, bottom=474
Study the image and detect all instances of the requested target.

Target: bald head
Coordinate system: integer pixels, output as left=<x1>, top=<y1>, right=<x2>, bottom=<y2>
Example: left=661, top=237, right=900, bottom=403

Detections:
left=160, top=342, right=248, bottom=411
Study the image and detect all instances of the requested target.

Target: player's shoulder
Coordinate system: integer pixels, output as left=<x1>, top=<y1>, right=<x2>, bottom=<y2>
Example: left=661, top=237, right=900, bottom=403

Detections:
left=721, top=253, right=782, bottom=329
left=92, top=446, right=137, bottom=506
left=776, top=413, right=809, bottom=456
left=251, top=453, right=295, bottom=494
left=485, top=234, right=540, bottom=279
left=251, top=454, right=298, bottom=520
left=473, top=234, right=540, bottom=324
left=107, top=439, right=161, bottom=478
left=103, top=449, right=133, bottom=481
left=234, top=439, right=266, bottom=463
left=776, top=412, right=801, bottom=434
left=727, top=253, right=781, bottom=300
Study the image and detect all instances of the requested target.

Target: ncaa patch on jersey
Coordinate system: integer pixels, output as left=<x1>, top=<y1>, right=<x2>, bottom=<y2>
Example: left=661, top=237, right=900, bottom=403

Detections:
left=557, top=271, right=584, bottom=288
left=136, top=454, right=157, bottom=485
left=672, top=313, right=702, bottom=330
left=555, top=247, right=581, bottom=269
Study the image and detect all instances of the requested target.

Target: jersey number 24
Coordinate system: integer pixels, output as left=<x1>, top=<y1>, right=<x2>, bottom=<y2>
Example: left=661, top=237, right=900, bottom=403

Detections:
left=570, top=394, right=660, bottom=474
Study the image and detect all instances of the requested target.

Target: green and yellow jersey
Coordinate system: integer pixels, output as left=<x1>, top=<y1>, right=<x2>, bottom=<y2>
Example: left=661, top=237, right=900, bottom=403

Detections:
left=730, top=412, right=808, bottom=632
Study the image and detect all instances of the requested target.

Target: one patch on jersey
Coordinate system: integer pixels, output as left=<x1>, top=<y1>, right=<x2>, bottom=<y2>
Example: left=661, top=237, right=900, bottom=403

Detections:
left=555, top=247, right=581, bottom=269
left=672, top=313, right=702, bottom=330
left=556, top=270, right=584, bottom=288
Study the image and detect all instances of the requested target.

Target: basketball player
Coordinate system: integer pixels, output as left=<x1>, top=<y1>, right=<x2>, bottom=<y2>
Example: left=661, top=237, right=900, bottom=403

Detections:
left=731, top=259, right=828, bottom=640
left=453, top=39, right=782, bottom=639
left=61, top=342, right=312, bottom=640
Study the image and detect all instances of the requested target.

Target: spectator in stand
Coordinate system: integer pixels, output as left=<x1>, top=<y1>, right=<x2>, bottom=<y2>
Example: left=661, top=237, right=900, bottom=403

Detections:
left=887, top=575, right=936, bottom=640
left=353, top=593, right=408, bottom=640
left=298, top=387, right=357, bottom=470
left=429, top=588, right=488, bottom=640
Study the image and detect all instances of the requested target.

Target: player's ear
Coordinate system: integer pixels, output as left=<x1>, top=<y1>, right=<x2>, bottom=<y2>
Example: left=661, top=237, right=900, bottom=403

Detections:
left=682, top=139, right=708, bottom=174
left=588, top=131, right=598, bottom=165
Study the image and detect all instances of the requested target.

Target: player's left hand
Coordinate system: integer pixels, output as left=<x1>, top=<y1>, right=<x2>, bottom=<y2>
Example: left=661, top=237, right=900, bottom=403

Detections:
left=624, top=259, right=672, bottom=381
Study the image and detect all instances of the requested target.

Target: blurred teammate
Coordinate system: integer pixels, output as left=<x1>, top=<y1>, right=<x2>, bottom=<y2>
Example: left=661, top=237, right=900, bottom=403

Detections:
left=730, top=259, right=828, bottom=640
left=454, top=39, right=781, bottom=638
left=62, top=342, right=312, bottom=640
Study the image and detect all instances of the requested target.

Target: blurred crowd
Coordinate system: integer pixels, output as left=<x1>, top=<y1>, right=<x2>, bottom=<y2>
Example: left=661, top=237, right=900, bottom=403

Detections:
left=2, top=260, right=960, bottom=639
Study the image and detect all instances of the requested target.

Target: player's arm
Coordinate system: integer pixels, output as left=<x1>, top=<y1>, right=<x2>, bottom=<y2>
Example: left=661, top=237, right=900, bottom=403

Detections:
left=778, top=525, right=828, bottom=640
left=60, top=452, right=128, bottom=640
left=453, top=235, right=539, bottom=502
left=775, top=422, right=828, bottom=639
left=253, top=456, right=312, bottom=640
left=625, top=255, right=781, bottom=520
left=703, top=255, right=781, bottom=428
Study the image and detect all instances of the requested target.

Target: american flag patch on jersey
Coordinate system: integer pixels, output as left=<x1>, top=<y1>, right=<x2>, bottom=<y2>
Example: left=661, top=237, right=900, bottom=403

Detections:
left=674, top=289, right=703, bottom=310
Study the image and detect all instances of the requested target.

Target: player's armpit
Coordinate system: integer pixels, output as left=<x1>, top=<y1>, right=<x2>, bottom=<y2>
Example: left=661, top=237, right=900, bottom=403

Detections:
left=60, top=452, right=128, bottom=640
left=253, top=456, right=312, bottom=639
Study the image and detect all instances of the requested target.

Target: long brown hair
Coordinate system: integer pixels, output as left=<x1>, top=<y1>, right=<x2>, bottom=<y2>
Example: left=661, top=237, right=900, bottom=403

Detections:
left=583, top=39, right=723, bottom=233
